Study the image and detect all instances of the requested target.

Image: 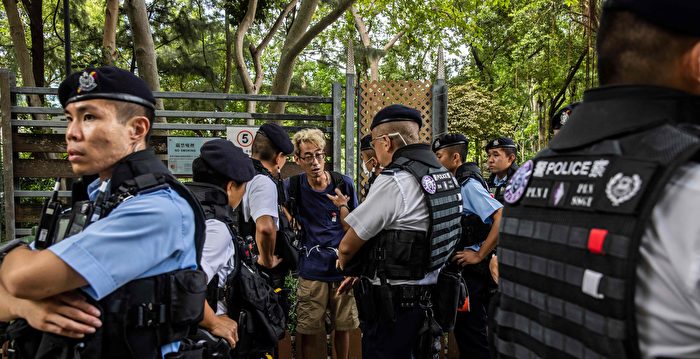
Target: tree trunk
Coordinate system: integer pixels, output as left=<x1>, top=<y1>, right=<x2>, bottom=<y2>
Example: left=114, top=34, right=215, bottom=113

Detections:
left=20, top=0, right=44, bottom=88
left=350, top=5, right=403, bottom=82
left=102, top=0, right=120, bottom=66
left=3, top=0, right=42, bottom=109
left=223, top=6, right=232, bottom=93
left=124, top=0, right=165, bottom=122
left=269, top=0, right=355, bottom=114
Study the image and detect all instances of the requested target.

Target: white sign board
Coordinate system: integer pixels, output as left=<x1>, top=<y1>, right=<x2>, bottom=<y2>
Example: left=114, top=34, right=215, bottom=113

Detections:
left=167, top=137, right=211, bottom=175
left=227, top=126, right=260, bottom=156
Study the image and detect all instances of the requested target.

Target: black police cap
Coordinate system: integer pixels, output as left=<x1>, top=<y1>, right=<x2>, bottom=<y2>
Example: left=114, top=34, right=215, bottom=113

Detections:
left=360, top=134, right=373, bottom=151
left=258, top=123, right=294, bottom=155
left=485, top=137, right=517, bottom=152
left=199, top=139, right=255, bottom=184
left=432, top=133, right=468, bottom=152
left=551, top=102, right=580, bottom=130
left=604, top=0, right=700, bottom=37
left=370, top=104, right=422, bottom=130
left=58, top=66, right=156, bottom=110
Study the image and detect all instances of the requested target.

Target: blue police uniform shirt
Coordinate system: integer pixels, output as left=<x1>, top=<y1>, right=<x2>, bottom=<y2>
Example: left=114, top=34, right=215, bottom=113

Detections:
left=461, top=179, right=503, bottom=223
left=283, top=173, right=358, bottom=282
left=49, top=178, right=197, bottom=356
left=461, top=179, right=502, bottom=251
left=492, top=175, right=508, bottom=188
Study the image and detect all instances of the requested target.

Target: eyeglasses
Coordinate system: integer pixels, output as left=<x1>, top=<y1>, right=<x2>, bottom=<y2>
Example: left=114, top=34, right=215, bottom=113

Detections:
left=370, top=132, right=406, bottom=149
left=298, top=153, right=325, bottom=163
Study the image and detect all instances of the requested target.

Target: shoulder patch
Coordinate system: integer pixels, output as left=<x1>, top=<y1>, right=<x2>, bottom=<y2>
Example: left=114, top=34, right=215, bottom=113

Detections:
left=504, top=160, right=533, bottom=204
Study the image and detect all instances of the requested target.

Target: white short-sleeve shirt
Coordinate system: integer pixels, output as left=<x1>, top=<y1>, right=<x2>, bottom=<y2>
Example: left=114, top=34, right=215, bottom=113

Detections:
left=241, top=173, right=279, bottom=229
left=636, top=163, right=700, bottom=358
left=200, top=219, right=236, bottom=315
left=345, top=170, right=438, bottom=285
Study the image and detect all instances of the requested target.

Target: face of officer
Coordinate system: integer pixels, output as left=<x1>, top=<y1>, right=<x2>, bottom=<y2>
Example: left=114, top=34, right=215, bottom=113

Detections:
left=360, top=150, right=380, bottom=176
left=435, top=148, right=460, bottom=174
left=296, top=141, right=326, bottom=179
left=226, top=181, right=247, bottom=209
left=487, top=148, right=515, bottom=178
left=65, top=99, right=149, bottom=180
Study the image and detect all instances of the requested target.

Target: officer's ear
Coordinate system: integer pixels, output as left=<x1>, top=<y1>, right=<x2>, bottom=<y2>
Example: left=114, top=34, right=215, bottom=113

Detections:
left=127, top=116, right=150, bottom=143
left=681, top=40, right=700, bottom=94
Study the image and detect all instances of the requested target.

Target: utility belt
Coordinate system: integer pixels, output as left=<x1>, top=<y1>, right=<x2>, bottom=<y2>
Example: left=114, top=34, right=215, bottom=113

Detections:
left=353, top=278, right=433, bottom=324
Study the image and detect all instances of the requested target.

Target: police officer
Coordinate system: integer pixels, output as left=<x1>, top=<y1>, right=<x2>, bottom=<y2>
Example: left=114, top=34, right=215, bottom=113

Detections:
left=551, top=102, right=579, bottom=137
left=337, top=105, right=462, bottom=359
left=189, top=139, right=256, bottom=349
left=359, top=134, right=382, bottom=200
left=0, top=66, right=206, bottom=358
left=240, top=123, right=293, bottom=271
left=491, top=1, right=700, bottom=358
left=432, top=133, right=502, bottom=359
left=485, top=137, right=519, bottom=203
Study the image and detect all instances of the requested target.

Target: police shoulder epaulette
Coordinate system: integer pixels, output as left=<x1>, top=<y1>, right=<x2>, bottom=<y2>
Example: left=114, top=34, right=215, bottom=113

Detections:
left=380, top=168, right=400, bottom=176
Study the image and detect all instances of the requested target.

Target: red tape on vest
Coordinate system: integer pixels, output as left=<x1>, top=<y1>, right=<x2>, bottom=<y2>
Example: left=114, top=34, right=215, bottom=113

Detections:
left=587, top=228, right=608, bottom=255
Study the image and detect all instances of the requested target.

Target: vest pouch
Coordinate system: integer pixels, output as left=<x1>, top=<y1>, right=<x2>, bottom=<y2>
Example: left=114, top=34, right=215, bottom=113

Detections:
left=382, top=230, right=427, bottom=279
left=166, top=269, right=207, bottom=342
left=7, top=316, right=103, bottom=359
left=432, top=269, right=463, bottom=332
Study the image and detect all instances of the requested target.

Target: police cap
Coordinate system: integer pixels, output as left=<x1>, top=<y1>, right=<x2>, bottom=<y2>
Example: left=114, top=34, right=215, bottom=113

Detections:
left=370, top=104, right=422, bottom=130
left=485, top=137, right=517, bottom=152
left=360, top=134, right=373, bottom=151
left=432, top=133, right=468, bottom=152
left=58, top=66, right=156, bottom=110
left=604, top=0, right=700, bottom=37
left=258, top=123, right=294, bottom=155
left=551, top=102, right=580, bottom=130
left=199, top=139, right=255, bottom=183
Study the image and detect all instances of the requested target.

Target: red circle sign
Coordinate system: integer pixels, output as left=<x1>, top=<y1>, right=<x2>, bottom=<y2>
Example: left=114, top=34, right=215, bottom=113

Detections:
left=236, top=130, right=254, bottom=147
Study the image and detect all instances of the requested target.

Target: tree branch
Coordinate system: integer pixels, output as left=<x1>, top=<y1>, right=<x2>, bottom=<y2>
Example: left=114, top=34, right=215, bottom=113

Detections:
left=549, top=49, right=587, bottom=118
left=286, top=0, right=355, bottom=60
left=233, top=0, right=258, bottom=94
left=382, top=29, right=405, bottom=51
left=256, top=0, right=298, bottom=54
left=350, top=6, right=371, bottom=48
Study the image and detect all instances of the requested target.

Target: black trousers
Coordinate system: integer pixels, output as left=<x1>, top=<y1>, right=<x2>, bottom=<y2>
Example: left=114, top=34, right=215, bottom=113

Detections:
left=361, top=305, right=428, bottom=359
left=453, top=272, right=492, bottom=359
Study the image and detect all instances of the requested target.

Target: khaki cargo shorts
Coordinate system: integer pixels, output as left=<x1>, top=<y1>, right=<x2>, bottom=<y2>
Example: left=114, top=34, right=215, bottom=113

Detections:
left=295, top=277, right=359, bottom=335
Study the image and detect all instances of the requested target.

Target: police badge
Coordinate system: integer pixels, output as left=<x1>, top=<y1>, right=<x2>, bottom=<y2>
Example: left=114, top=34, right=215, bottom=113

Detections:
left=605, top=172, right=642, bottom=206
left=504, top=160, right=533, bottom=204
left=77, top=71, right=97, bottom=93
left=421, top=175, right=437, bottom=194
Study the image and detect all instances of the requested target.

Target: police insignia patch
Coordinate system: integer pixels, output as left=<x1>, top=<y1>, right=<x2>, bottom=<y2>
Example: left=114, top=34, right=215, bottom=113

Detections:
left=605, top=172, right=642, bottom=206
left=504, top=160, right=533, bottom=204
left=561, top=110, right=570, bottom=126
left=78, top=71, right=97, bottom=93
left=421, top=175, right=437, bottom=194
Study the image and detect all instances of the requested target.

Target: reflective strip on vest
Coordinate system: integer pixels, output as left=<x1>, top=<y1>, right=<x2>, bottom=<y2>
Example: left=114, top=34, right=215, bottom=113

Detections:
left=499, top=248, right=626, bottom=300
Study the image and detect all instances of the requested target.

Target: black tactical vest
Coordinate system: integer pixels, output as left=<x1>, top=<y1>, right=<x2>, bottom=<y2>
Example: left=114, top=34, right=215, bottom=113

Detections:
left=347, top=144, right=462, bottom=280
left=488, top=162, right=519, bottom=203
left=184, top=182, right=237, bottom=311
left=455, top=162, right=491, bottom=248
left=490, top=86, right=700, bottom=359
left=7, top=149, right=208, bottom=359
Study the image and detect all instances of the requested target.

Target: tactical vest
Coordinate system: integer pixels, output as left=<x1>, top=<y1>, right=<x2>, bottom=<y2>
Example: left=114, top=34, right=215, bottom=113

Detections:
left=488, top=162, right=519, bottom=203
left=455, top=162, right=491, bottom=248
left=491, top=123, right=700, bottom=358
left=238, top=159, right=299, bottom=273
left=184, top=182, right=238, bottom=311
left=7, top=149, right=208, bottom=359
left=347, top=144, right=462, bottom=280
